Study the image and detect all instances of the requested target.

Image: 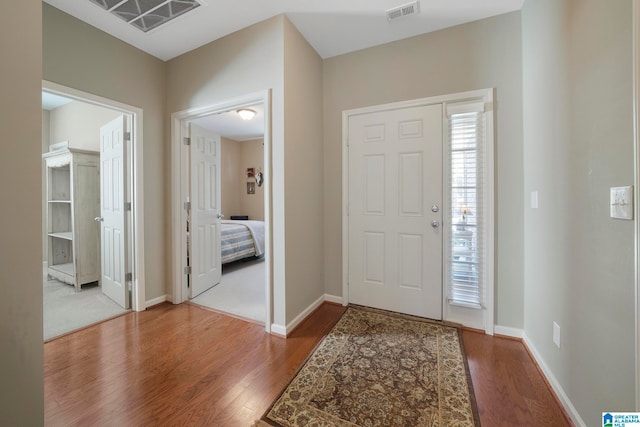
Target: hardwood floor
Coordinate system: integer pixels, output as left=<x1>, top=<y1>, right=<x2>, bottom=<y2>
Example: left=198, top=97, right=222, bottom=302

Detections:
left=45, top=302, right=572, bottom=426
left=462, top=331, right=573, bottom=426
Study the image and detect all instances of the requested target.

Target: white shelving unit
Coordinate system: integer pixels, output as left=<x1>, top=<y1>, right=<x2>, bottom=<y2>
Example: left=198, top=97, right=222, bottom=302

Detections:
left=44, top=147, right=100, bottom=291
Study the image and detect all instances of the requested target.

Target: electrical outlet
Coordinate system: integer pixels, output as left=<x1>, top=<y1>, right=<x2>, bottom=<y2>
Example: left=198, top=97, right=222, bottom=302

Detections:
left=610, top=186, right=633, bottom=220
left=531, top=191, right=538, bottom=209
left=553, top=322, right=561, bottom=349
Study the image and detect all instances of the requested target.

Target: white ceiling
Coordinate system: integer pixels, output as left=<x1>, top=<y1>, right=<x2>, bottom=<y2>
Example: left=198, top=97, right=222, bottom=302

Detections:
left=42, top=0, right=523, bottom=139
left=43, top=0, right=524, bottom=61
left=191, top=104, right=265, bottom=141
left=42, top=92, right=73, bottom=110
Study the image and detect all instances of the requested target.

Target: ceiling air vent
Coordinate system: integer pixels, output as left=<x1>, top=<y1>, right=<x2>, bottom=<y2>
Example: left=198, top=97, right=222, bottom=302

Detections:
left=386, top=1, right=420, bottom=22
left=89, top=0, right=203, bottom=33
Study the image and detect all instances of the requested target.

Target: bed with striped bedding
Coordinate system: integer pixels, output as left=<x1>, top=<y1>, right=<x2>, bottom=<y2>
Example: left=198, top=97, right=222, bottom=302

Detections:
left=221, top=220, right=265, bottom=264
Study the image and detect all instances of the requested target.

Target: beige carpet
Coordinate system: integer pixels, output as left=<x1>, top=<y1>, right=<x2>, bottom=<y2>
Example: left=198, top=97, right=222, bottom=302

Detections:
left=191, top=257, right=265, bottom=322
left=257, top=305, right=480, bottom=426
left=44, top=278, right=127, bottom=341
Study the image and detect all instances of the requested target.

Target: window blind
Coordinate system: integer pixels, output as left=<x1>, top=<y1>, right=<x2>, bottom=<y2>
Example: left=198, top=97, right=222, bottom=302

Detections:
left=446, top=102, right=485, bottom=307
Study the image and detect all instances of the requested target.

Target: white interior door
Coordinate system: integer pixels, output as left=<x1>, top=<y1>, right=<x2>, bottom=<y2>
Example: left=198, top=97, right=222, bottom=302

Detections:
left=100, top=115, right=129, bottom=309
left=189, top=123, right=222, bottom=298
left=348, top=104, right=443, bottom=319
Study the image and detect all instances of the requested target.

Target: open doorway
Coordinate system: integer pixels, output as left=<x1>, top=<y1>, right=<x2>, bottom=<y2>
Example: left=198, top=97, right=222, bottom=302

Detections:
left=42, top=81, right=146, bottom=341
left=171, top=91, right=272, bottom=331
left=189, top=110, right=266, bottom=323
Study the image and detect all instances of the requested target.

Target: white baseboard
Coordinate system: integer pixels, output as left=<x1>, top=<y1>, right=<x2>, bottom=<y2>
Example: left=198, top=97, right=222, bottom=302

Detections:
left=270, top=324, right=287, bottom=337
left=145, top=294, right=168, bottom=308
left=324, top=294, right=344, bottom=305
left=285, top=294, right=326, bottom=336
left=494, top=325, right=524, bottom=339
left=270, top=294, right=344, bottom=337
left=522, top=333, right=586, bottom=427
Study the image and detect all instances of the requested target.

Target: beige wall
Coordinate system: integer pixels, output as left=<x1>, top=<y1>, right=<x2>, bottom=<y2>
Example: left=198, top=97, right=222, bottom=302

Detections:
left=166, top=15, right=289, bottom=325
left=323, top=12, right=524, bottom=327
left=221, top=137, right=264, bottom=220
left=522, top=0, right=635, bottom=422
left=43, top=4, right=167, bottom=301
left=0, top=0, right=44, bottom=424
left=168, top=16, right=323, bottom=325
left=240, top=138, right=265, bottom=221
left=283, top=18, right=325, bottom=322
left=221, top=137, right=242, bottom=217
left=49, top=101, right=121, bottom=152
left=9, top=3, right=637, bottom=424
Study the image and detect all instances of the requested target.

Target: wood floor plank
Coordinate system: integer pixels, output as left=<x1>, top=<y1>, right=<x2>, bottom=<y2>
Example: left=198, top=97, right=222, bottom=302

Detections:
left=461, top=330, right=573, bottom=426
left=45, top=303, right=572, bottom=426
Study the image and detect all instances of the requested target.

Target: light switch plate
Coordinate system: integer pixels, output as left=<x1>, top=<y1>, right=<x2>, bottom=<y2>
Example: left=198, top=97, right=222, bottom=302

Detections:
left=610, top=186, right=633, bottom=220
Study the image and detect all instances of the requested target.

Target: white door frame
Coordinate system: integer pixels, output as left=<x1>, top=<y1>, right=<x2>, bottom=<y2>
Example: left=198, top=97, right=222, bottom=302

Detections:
left=42, top=80, right=146, bottom=311
left=170, top=90, right=272, bottom=333
left=342, top=89, right=494, bottom=333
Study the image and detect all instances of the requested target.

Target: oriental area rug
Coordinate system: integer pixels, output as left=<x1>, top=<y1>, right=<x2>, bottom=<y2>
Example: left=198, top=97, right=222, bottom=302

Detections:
left=255, top=305, right=480, bottom=427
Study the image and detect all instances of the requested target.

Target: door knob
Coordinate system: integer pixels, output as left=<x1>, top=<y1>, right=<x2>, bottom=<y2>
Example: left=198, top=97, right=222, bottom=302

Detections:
left=217, top=213, right=224, bottom=219
left=94, top=217, right=104, bottom=222
left=431, top=205, right=439, bottom=213
left=431, top=220, right=440, bottom=228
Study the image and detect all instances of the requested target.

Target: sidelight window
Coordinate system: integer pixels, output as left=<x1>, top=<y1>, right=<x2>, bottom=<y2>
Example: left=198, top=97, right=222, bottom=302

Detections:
left=446, top=101, right=488, bottom=308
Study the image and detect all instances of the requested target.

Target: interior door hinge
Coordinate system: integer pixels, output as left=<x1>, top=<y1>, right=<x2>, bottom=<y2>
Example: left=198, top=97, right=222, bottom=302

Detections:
left=126, top=272, right=133, bottom=282
left=184, top=266, right=192, bottom=275
left=125, top=202, right=132, bottom=211
left=184, top=201, right=191, bottom=211
left=183, top=137, right=191, bottom=146
left=124, top=131, right=131, bottom=142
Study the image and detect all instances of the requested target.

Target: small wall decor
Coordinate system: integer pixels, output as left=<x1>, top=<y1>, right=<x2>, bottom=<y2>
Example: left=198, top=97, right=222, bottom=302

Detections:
left=247, top=181, right=255, bottom=194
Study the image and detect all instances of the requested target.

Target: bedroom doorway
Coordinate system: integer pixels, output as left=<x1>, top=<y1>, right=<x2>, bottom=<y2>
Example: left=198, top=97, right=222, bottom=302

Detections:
left=171, top=91, right=271, bottom=330
left=41, top=81, right=146, bottom=340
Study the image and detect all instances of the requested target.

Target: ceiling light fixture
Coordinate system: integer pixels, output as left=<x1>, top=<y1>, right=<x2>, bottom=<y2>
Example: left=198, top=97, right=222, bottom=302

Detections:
left=237, top=108, right=256, bottom=121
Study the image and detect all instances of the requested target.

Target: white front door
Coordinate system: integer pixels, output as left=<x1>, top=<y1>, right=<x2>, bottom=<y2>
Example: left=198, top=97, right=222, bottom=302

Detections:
left=100, top=115, right=129, bottom=309
left=348, top=104, right=443, bottom=319
left=189, top=123, right=222, bottom=298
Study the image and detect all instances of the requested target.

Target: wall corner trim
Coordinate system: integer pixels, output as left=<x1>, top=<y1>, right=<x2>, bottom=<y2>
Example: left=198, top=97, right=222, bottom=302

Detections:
left=324, top=294, right=344, bottom=305
left=522, top=333, right=587, bottom=427
left=270, top=324, right=287, bottom=337
left=273, top=294, right=344, bottom=337
left=494, top=325, right=524, bottom=339
left=145, top=295, right=168, bottom=308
